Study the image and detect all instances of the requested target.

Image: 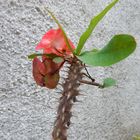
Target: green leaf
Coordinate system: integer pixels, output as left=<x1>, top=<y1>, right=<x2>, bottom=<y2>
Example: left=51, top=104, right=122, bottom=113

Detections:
left=53, top=57, right=64, bottom=63
left=28, top=53, right=43, bottom=59
left=103, top=78, right=116, bottom=88
left=133, top=136, right=140, bottom=140
left=75, top=0, right=119, bottom=55
left=28, top=53, right=58, bottom=60
left=45, top=8, right=74, bottom=53
left=77, top=34, right=136, bottom=66
left=91, top=48, right=99, bottom=52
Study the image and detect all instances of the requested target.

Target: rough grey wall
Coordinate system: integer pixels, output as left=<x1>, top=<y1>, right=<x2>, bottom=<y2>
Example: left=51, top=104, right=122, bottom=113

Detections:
left=0, top=0, right=140, bottom=140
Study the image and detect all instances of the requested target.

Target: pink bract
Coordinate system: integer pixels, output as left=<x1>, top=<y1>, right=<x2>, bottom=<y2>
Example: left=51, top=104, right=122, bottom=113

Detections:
left=36, top=28, right=75, bottom=56
left=32, top=57, right=64, bottom=89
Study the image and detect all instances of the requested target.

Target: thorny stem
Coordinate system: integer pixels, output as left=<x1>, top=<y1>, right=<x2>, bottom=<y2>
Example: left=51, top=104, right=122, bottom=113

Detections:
left=52, top=57, right=83, bottom=140
left=52, top=57, right=103, bottom=140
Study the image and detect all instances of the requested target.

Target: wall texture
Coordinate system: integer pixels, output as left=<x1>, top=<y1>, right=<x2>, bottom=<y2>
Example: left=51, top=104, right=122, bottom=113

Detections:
left=0, top=0, right=140, bottom=140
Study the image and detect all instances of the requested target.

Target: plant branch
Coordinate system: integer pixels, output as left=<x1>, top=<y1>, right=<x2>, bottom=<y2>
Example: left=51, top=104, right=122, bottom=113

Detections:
left=79, top=80, right=104, bottom=88
left=84, top=64, right=95, bottom=81
left=52, top=57, right=84, bottom=140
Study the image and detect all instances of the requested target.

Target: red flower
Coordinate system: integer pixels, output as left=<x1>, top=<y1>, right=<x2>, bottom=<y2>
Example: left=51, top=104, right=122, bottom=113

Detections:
left=32, top=28, right=75, bottom=88
left=36, top=28, right=75, bottom=56
left=32, top=57, right=64, bottom=89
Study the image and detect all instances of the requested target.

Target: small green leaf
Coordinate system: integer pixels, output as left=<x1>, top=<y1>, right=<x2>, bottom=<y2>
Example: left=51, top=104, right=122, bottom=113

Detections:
left=53, top=57, right=64, bottom=63
left=28, top=53, right=42, bottom=59
left=91, top=48, right=99, bottom=52
left=28, top=53, right=58, bottom=60
left=103, top=78, right=116, bottom=88
left=77, top=34, right=136, bottom=66
left=75, top=0, right=119, bottom=55
left=78, top=48, right=99, bottom=55
left=133, top=136, right=140, bottom=140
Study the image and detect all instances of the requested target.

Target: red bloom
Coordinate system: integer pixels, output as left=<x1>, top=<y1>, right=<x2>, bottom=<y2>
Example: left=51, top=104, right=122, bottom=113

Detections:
left=32, top=57, right=64, bottom=89
left=32, top=28, right=75, bottom=88
left=36, top=28, right=75, bottom=56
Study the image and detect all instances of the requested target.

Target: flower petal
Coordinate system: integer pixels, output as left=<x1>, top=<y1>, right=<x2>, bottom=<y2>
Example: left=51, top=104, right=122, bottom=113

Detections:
left=44, top=72, right=60, bottom=89
left=32, top=57, right=46, bottom=75
left=35, top=28, right=75, bottom=56
left=36, top=29, right=58, bottom=50
left=43, top=57, right=64, bottom=74
left=32, top=57, right=47, bottom=87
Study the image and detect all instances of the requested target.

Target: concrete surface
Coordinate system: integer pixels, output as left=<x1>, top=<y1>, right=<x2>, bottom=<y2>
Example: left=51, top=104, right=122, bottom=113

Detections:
left=0, top=0, right=140, bottom=140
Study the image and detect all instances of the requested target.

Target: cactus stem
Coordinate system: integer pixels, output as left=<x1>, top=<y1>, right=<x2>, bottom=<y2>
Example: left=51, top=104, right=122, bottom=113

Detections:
left=52, top=57, right=84, bottom=140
